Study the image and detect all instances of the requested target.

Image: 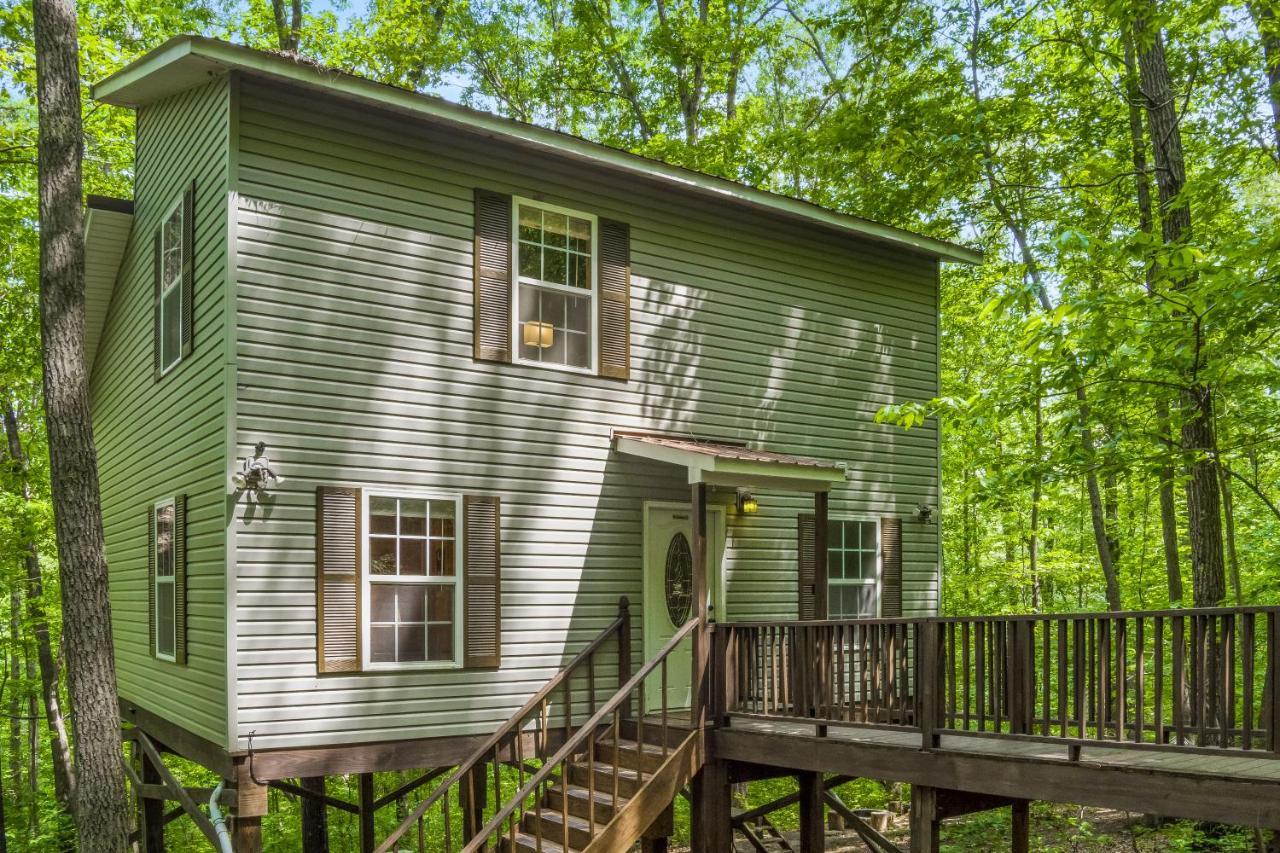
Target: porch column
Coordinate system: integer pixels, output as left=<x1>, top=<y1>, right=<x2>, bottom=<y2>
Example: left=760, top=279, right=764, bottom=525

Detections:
left=690, top=481, right=709, bottom=724
left=813, top=491, right=829, bottom=620
left=797, top=770, right=826, bottom=852
left=910, top=785, right=940, bottom=853
left=1011, top=800, right=1030, bottom=853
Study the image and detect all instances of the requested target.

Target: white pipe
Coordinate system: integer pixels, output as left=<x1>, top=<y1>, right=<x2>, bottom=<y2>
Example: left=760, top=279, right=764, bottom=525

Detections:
left=209, top=780, right=235, bottom=853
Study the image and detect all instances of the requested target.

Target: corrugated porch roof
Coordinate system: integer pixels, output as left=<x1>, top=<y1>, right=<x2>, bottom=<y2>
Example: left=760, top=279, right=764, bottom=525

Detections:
left=612, top=430, right=848, bottom=492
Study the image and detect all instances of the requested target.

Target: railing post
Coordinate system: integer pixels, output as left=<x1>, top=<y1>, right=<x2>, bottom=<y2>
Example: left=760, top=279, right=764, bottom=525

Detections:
left=691, top=482, right=709, bottom=729
left=920, top=620, right=941, bottom=749
left=618, top=596, right=632, bottom=720
left=1269, top=611, right=1279, bottom=754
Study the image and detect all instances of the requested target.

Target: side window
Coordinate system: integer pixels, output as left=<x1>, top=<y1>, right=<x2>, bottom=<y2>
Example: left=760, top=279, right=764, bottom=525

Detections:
left=150, top=497, right=181, bottom=662
left=153, top=183, right=194, bottom=378
left=365, top=493, right=462, bottom=667
left=513, top=199, right=596, bottom=372
left=157, top=201, right=184, bottom=374
left=827, top=519, right=879, bottom=619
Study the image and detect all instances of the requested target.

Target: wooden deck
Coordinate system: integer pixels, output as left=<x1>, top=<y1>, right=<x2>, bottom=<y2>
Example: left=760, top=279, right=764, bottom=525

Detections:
left=701, top=609, right=1280, bottom=835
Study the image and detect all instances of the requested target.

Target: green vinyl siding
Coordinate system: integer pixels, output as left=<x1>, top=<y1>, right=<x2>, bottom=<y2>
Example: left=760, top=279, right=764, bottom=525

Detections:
left=230, top=77, right=939, bottom=750
left=91, top=78, right=231, bottom=747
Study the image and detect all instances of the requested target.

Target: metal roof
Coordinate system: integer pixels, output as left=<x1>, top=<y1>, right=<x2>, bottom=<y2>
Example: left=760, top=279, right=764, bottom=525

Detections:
left=612, top=431, right=847, bottom=492
left=92, top=36, right=983, bottom=266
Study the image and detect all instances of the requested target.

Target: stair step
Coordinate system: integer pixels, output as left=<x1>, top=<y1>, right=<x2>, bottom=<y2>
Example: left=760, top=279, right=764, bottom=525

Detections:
left=499, top=830, right=570, bottom=853
left=522, top=807, right=604, bottom=851
left=567, top=761, right=643, bottom=797
left=590, top=737, right=670, bottom=772
left=548, top=783, right=626, bottom=822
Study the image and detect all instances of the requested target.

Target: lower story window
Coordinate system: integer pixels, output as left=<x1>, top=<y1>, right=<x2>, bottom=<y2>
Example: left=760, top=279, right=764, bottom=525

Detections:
left=154, top=498, right=176, bottom=660
left=828, top=519, right=878, bottom=619
left=365, top=492, right=461, bottom=666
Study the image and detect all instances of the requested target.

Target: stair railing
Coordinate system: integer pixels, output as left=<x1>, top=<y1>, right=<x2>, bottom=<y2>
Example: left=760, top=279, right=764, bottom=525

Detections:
left=374, top=597, right=633, bottom=853
left=465, top=615, right=702, bottom=853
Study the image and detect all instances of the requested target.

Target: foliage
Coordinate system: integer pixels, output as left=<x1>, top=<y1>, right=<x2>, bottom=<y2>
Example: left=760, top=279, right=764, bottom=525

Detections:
left=2, top=0, right=1278, bottom=847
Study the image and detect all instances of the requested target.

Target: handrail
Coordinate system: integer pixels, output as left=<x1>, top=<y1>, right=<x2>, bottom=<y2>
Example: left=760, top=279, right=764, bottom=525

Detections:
left=373, top=599, right=631, bottom=853
left=463, top=615, right=702, bottom=852
left=720, top=604, right=1280, bottom=629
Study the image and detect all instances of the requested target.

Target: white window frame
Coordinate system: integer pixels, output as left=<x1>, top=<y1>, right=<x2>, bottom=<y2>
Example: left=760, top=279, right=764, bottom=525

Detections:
left=510, top=196, right=599, bottom=375
left=826, top=516, right=881, bottom=619
left=360, top=488, right=465, bottom=671
left=153, top=497, right=177, bottom=662
left=157, top=194, right=184, bottom=377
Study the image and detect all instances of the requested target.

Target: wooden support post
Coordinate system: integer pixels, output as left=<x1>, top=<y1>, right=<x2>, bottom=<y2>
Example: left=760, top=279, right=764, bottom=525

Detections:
left=920, top=621, right=942, bottom=749
left=910, top=785, right=940, bottom=853
left=691, top=756, right=731, bottom=853
left=300, top=776, right=329, bottom=853
left=641, top=803, right=674, bottom=852
left=619, top=597, right=633, bottom=719
left=798, top=770, right=826, bottom=853
left=141, top=746, right=167, bottom=852
left=233, top=817, right=262, bottom=853
left=460, top=763, right=488, bottom=838
left=359, top=772, right=376, bottom=853
left=1011, top=800, right=1030, bottom=853
left=691, top=481, right=709, bottom=727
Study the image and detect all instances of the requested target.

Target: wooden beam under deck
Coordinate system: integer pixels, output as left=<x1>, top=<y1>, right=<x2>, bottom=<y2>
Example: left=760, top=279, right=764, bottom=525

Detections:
left=713, top=726, right=1280, bottom=830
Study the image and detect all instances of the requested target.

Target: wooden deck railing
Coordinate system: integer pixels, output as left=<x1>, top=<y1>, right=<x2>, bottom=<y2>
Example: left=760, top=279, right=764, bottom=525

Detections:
left=717, top=606, right=1280, bottom=757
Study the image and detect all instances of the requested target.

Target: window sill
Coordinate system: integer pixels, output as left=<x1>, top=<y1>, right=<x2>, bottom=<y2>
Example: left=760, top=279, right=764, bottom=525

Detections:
left=361, top=661, right=464, bottom=673
left=512, top=357, right=596, bottom=377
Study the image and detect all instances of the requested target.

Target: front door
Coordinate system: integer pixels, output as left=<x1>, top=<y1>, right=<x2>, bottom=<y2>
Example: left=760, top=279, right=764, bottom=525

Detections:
left=642, top=502, right=724, bottom=713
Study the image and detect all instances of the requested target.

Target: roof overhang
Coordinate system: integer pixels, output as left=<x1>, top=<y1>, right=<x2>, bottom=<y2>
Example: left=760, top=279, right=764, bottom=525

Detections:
left=84, top=196, right=134, bottom=374
left=93, top=36, right=983, bottom=266
left=613, top=431, right=848, bottom=493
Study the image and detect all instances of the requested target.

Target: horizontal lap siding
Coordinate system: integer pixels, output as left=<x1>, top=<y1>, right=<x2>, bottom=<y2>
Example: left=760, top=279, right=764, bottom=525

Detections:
left=233, top=79, right=939, bottom=749
left=91, top=79, right=231, bottom=746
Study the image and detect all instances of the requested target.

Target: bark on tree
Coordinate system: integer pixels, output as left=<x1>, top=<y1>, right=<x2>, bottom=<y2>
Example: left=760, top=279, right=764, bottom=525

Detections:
left=1249, top=2, right=1280, bottom=158
left=1123, top=36, right=1183, bottom=603
left=32, top=0, right=129, bottom=847
left=1135, top=9, right=1226, bottom=608
left=3, top=399, right=76, bottom=807
left=271, top=0, right=303, bottom=52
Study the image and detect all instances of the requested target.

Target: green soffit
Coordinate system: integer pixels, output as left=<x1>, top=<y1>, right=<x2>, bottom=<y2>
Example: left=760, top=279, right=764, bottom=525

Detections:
left=93, top=35, right=983, bottom=265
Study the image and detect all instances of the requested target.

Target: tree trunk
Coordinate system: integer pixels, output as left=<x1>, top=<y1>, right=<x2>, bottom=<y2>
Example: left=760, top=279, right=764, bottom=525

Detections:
left=32, top=0, right=129, bottom=848
left=1135, top=9, right=1226, bottom=608
left=1124, top=33, right=1183, bottom=604
left=271, top=0, right=303, bottom=52
left=1029, top=369, right=1042, bottom=612
left=2, top=399, right=75, bottom=807
left=1219, top=455, right=1243, bottom=604
left=1250, top=2, right=1280, bottom=157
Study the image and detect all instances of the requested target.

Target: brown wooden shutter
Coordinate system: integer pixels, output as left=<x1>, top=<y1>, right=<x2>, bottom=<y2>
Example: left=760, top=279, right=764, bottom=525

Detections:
left=152, top=231, right=162, bottom=381
left=147, top=507, right=156, bottom=656
left=880, top=517, right=903, bottom=618
left=798, top=513, right=818, bottom=620
left=173, top=494, right=188, bottom=665
left=597, top=218, right=630, bottom=380
left=317, top=486, right=362, bottom=673
left=463, top=495, right=502, bottom=668
left=473, top=190, right=512, bottom=362
left=180, top=181, right=195, bottom=359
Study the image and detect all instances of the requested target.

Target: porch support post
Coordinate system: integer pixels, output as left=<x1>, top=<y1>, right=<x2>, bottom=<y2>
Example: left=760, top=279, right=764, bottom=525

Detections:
left=140, top=746, right=167, bottom=852
left=300, top=776, right=329, bottom=853
left=910, top=785, right=940, bottom=853
left=234, top=756, right=268, bottom=853
left=813, top=491, right=828, bottom=620
left=798, top=770, right=826, bottom=852
left=358, top=772, right=376, bottom=853
left=1011, top=800, right=1030, bottom=853
left=690, top=480, right=709, bottom=725
left=233, top=817, right=262, bottom=853
left=691, top=755, right=731, bottom=853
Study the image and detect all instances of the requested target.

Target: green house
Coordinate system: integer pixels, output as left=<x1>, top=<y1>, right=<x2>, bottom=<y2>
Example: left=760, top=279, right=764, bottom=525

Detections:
left=85, top=35, right=978, bottom=850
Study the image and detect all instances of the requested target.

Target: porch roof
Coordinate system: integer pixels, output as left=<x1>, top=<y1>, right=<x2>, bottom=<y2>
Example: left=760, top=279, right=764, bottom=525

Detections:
left=611, top=430, right=848, bottom=492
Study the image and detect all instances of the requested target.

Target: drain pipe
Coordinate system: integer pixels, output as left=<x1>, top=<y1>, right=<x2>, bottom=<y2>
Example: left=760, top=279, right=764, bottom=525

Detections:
left=209, top=780, right=235, bottom=853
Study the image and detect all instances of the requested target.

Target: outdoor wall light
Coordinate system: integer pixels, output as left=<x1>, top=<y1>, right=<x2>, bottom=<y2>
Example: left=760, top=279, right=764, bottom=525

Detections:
left=737, top=490, right=759, bottom=514
left=232, top=441, right=284, bottom=495
left=522, top=321, right=554, bottom=349
left=914, top=503, right=935, bottom=524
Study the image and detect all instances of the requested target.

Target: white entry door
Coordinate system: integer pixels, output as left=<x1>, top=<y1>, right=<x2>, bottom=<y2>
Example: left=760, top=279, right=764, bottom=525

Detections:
left=642, top=502, right=725, bottom=713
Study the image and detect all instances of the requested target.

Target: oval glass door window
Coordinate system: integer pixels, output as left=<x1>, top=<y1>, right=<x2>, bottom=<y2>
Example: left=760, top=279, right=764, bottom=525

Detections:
left=664, top=532, right=693, bottom=626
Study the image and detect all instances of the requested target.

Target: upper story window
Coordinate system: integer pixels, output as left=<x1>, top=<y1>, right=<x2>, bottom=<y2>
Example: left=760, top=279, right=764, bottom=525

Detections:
left=154, top=497, right=177, bottom=661
left=513, top=199, right=597, bottom=372
left=157, top=197, right=185, bottom=375
left=827, top=519, right=879, bottom=619
left=365, top=492, right=462, bottom=668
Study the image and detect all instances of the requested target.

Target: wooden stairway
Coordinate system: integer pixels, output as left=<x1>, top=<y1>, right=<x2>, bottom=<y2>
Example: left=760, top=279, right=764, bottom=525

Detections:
left=503, top=730, right=697, bottom=853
